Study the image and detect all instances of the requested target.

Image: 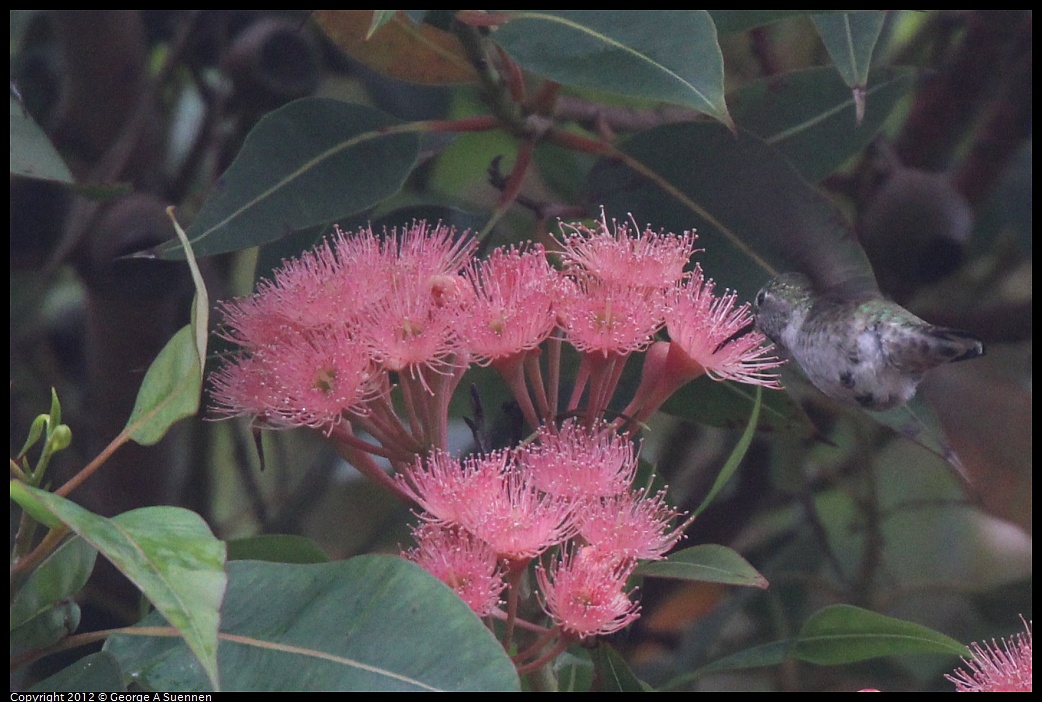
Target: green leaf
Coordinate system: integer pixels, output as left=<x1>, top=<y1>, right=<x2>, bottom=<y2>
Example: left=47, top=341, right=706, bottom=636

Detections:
left=17, top=388, right=64, bottom=462
left=30, top=651, right=127, bottom=693
left=708, top=10, right=838, bottom=35
left=158, top=99, right=420, bottom=258
left=10, top=94, right=74, bottom=183
left=493, top=11, right=732, bottom=127
left=694, top=385, right=761, bottom=518
left=660, top=375, right=812, bottom=436
left=226, top=534, right=329, bottom=564
left=590, top=643, right=646, bottom=692
left=812, top=12, right=887, bottom=124
left=813, top=12, right=886, bottom=90
left=695, top=605, right=970, bottom=679
left=792, top=604, right=970, bottom=664
left=555, top=649, right=594, bottom=692
left=17, top=415, right=48, bottom=462
left=11, top=536, right=97, bottom=629
left=124, top=324, right=203, bottom=446
left=125, top=212, right=208, bottom=445
left=586, top=122, right=875, bottom=299
left=173, top=208, right=211, bottom=370
left=731, top=66, right=919, bottom=183
left=9, top=485, right=226, bottom=690
left=106, top=557, right=520, bottom=692
left=10, top=480, right=62, bottom=528
left=10, top=599, right=80, bottom=658
left=695, top=640, right=793, bottom=676
left=636, top=545, right=768, bottom=588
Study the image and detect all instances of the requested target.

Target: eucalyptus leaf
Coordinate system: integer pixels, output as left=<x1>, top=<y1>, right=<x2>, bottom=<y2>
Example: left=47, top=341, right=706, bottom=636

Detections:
left=157, top=100, right=420, bottom=259
left=590, top=642, right=646, bottom=692
left=586, top=122, right=875, bottom=299
left=708, top=10, right=840, bottom=35
left=731, top=66, right=919, bottom=183
left=792, top=604, right=969, bottom=664
left=226, top=534, right=329, bottom=564
left=637, top=545, right=768, bottom=588
left=9, top=485, right=226, bottom=691
left=10, top=600, right=80, bottom=658
left=10, top=94, right=74, bottom=183
left=124, top=324, right=202, bottom=446
left=493, top=11, right=731, bottom=127
left=690, top=385, right=761, bottom=519
left=29, top=651, right=127, bottom=693
left=11, top=536, right=96, bottom=629
left=660, top=374, right=811, bottom=436
left=812, top=12, right=887, bottom=93
left=314, top=11, right=478, bottom=84
left=695, top=640, right=793, bottom=676
left=106, top=557, right=520, bottom=692
left=125, top=212, right=208, bottom=445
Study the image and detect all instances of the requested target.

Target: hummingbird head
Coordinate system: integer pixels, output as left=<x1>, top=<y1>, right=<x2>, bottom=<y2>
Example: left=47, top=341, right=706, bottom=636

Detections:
left=753, top=272, right=815, bottom=350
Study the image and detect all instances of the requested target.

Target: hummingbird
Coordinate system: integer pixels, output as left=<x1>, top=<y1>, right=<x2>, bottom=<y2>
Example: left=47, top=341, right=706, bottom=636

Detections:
left=754, top=272, right=984, bottom=411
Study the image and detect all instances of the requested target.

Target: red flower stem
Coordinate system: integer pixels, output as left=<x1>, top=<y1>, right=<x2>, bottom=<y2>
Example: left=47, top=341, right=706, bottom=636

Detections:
left=430, top=358, right=470, bottom=451
left=583, top=352, right=615, bottom=425
left=326, top=423, right=405, bottom=462
left=515, top=637, right=572, bottom=676
left=494, top=44, right=527, bottom=104
left=493, top=354, right=540, bottom=433
left=382, top=115, right=500, bottom=136
left=601, top=352, right=630, bottom=415
left=524, top=350, right=551, bottom=427
left=545, top=127, right=613, bottom=156
left=567, top=355, right=591, bottom=415
left=454, top=10, right=513, bottom=27
left=360, top=398, right=424, bottom=457
left=329, top=432, right=411, bottom=502
left=501, top=566, right=526, bottom=651
left=545, top=335, right=562, bottom=423
left=397, top=373, right=429, bottom=447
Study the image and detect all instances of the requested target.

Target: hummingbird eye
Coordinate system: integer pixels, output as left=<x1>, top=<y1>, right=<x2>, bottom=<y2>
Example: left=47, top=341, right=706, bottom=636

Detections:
left=755, top=289, right=767, bottom=307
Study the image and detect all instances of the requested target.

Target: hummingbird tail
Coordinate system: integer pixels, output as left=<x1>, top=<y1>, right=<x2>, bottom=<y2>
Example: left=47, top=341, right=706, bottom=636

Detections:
left=932, top=328, right=985, bottom=363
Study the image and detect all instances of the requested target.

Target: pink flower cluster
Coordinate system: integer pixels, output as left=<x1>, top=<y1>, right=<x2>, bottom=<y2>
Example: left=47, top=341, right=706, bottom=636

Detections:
left=946, top=618, right=1032, bottom=692
left=402, top=420, right=684, bottom=645
left=211, top=213, right=780, bottom=447
left=210, top=221, right=475, bottom=447
left=209, top=212, right=783, bottom=647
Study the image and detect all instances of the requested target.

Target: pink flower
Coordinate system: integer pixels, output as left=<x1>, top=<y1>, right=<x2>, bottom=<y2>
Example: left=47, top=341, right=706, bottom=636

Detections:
left=397, top=450, right=508, bottom=525
left=536, top=546, right=641, bottom=639
left=387, top=220, right=476, bottom=279
left=208, top=327, right=381, bottom=431
left=555, top=211, right=696, bottom=290
left=358, top=269, right=466, bottom=379
left=578, top=488, right=686, bottom=561
left=556, top=277, right=667, bottom=357
left=622, top=267, right=784, bottom=424
left=215, top=232, right=370, bottom=350
left=457, top=467, right=577, bottom=562
left=404, top=524, right=506, bottom=618
left=666, top=267, right=784, bottom=387
left=518, top=419, right=638, bottom=500
left=353, top=223, right=476, bottom=379
left=946, top=618, right=1032, bottom=692
left=456, top=245, right=562, bottom=364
